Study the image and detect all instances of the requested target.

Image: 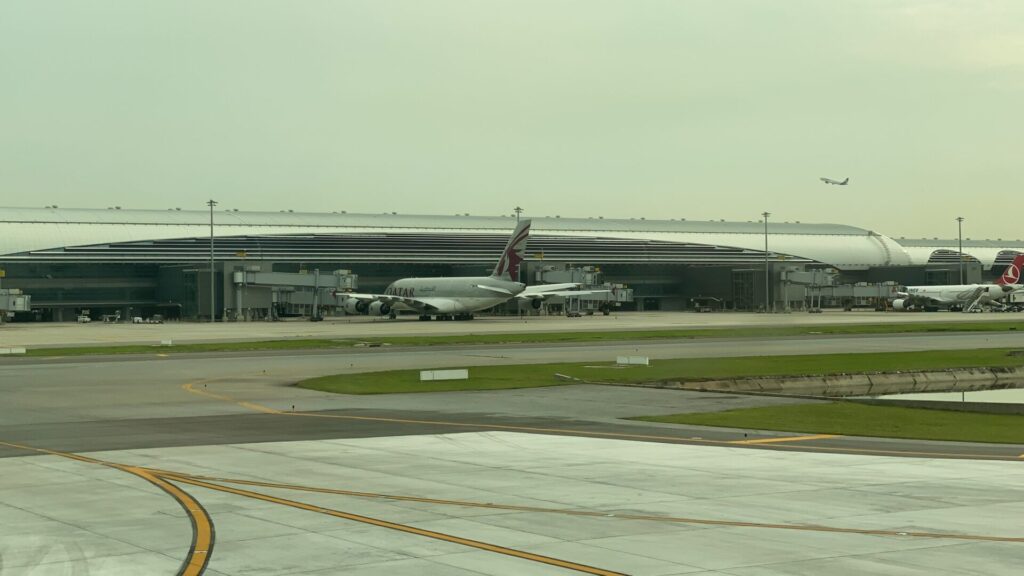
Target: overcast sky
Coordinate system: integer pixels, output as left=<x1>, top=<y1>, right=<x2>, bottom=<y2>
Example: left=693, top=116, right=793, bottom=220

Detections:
left=2, top=1, right=1022, bottom=240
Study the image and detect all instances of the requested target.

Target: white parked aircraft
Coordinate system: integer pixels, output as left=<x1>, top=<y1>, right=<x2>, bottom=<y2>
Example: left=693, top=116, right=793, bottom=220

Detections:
left=892, top=254, right=1024, bottom=312
left=335, top=219, right=599, bottom=320
left=820, top=177, right=849, bottom=185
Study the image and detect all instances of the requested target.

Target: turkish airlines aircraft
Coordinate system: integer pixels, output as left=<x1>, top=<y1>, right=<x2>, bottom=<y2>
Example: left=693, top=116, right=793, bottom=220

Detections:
left=892, top=254, right=1024, bottom=312
left=336, top=219, right=600, bottom=320
left=998, top=255, right=1024, bottom=286
left=820, top=177, right=849, bottom=185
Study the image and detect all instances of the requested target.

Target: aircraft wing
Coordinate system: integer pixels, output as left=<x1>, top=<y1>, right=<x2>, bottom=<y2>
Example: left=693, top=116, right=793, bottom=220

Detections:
left=516, top=285, right=611, bottom=300
left=335, top=292, right=436, bottom=311
left=335, top=292, right=380, bottom=301
left=524, top=289, right=611, bottom=299
left=477, top=282, right=608, bottom=300
left=408, top=298, right=467, bottom=313
left=336, top=292, right=411, bottom=305
left=475, top=284, right=516, bottom=296
left=521, top=283, right=582, bottom=295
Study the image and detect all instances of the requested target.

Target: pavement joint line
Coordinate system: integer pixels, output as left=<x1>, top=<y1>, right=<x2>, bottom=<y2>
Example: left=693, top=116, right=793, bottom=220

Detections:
left=731, top=434, right=840, bottom=445
left=178, top=381, right=1024, bottom=461
left=0, top=440, right=214, bottom=576
left=279, top=410, right=1023, bottom=460
left=168, top=474, right=627, bottom=576
left=153, top=470, right=1024, bottom=544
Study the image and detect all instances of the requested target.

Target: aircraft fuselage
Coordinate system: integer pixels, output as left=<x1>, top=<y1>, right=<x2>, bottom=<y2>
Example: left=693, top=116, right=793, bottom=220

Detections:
left=384, top=277, right=526, bottom=314
left=900, top=284, right=1011, bottom=308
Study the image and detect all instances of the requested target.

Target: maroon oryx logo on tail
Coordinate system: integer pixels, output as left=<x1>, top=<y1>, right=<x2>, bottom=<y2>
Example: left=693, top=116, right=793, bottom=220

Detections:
left=491, top=219, right=531, bottom=280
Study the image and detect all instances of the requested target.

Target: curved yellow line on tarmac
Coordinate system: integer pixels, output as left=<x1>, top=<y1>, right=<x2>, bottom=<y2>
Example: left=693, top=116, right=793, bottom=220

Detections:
left=0, top=441, right=214, bottom=576
left=182, top=380, right=279, bottom=414
left=128, top=466, right=214, bottom=576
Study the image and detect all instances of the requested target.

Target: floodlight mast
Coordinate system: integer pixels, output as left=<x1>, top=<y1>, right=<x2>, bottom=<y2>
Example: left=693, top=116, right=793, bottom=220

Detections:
left=207, top=199, right=218, bottom=322
left=956, top=216, right=965, bottom=284
left=762, top=211, right=771, bottom=313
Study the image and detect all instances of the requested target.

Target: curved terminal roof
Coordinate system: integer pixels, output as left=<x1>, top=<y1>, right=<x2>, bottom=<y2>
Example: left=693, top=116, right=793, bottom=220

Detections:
left=1, top=206, right=912, bottom=270
left=895, top=239, right=1024, bottom=270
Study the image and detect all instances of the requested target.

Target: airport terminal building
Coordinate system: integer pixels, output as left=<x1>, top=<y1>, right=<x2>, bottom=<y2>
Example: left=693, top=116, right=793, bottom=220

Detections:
left=1, top=207, right=1022, bottom=320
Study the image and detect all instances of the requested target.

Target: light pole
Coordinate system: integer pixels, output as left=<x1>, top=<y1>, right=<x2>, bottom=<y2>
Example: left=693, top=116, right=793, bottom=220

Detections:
left=956, top=216, right=964, bottom=284
left=207, top=199, right=218, bottom=322
left=514, top=206, right=523, bottom=222
left=762, top=211, right=771, bottom=313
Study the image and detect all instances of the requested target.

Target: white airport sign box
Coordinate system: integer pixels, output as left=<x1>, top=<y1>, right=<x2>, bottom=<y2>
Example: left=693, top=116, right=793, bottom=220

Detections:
left=419, top=369, right=469, bottom=381
left=616, top=356, right=650, bottom=366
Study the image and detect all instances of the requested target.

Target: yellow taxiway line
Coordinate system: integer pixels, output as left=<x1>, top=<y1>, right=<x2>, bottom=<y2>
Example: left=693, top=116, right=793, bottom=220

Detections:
left=156, top=470, right=1024, bottom=544
left=0, top=440, right=213, bottom=576
left=126, top=466, right=213, bottom=576
left=1, top=438, right=626, bottom=575
left=731, top=434, right=839, bottom=445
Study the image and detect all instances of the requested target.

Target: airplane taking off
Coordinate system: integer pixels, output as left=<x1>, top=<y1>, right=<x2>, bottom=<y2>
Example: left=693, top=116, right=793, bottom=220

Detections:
left=892, top=254, right=1024, bottom=312
left=820, top=177, right=849, bottom=185
left=336, top=219, right=601, bottom=320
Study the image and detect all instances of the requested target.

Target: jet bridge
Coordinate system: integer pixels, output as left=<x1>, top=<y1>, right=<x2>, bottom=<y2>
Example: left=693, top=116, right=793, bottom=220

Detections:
left=0, top=289, right=31, bottom=323
left=533, top=265, right=633, bottom=315
left=763, top=265, right=898, bottom=311
left=227, top=267, right=358, bottom=321
left=779, top=266, right=898, bottom=311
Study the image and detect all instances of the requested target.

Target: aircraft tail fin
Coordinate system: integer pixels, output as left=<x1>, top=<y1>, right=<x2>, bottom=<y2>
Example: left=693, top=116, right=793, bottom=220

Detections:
left=490, top=219, right=531, bottom=281
left=996, top=253, right=1024, bottom=285
left=841, top=178, right=849, bottom=185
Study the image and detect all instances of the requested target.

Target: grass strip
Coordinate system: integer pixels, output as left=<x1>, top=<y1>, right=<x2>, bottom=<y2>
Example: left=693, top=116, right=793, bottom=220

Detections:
left=630, top=403, right=1024, bottom=444
left=296, top=348, right=1024, bottom=394
left=21, top=320, right=1024, bottom=357
left=566, top=348, right=1024, bottom=382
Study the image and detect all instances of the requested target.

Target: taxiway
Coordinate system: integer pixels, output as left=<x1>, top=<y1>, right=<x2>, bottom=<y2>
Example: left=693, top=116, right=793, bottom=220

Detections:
left=1, top=316, right=1022, bottom=575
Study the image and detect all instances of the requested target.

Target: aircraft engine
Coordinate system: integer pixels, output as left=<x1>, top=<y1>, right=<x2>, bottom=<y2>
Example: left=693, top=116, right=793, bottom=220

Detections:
left=891, top=299, right=910, bottom=310
left=343, top=299, right=369, bottom=315
left=368, top=301, right=392, bottom=316
left=530, top=298, right=543, bottom=310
